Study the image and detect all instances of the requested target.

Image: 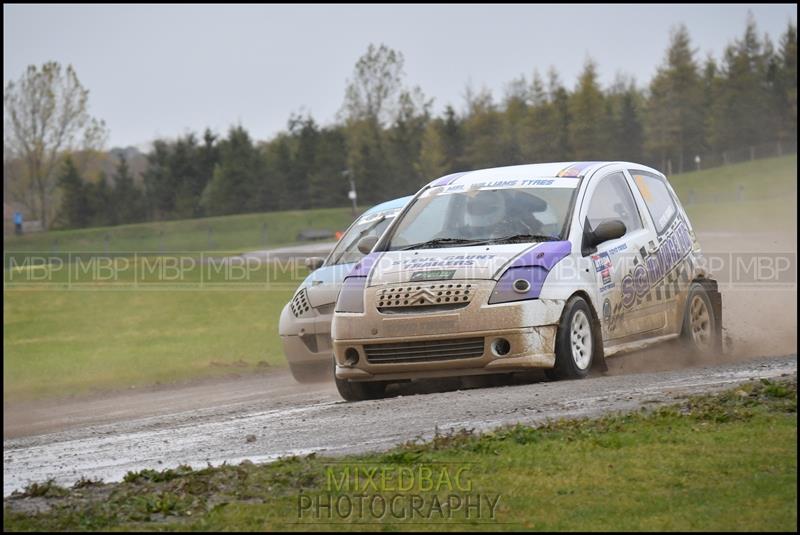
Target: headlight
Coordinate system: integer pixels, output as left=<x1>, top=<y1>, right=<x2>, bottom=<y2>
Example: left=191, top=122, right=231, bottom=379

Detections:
left=335, top=276, right=367, bottom=313
left=488, top=241, right=571, bottom=305
left=488, top=266, right=551, bottom=304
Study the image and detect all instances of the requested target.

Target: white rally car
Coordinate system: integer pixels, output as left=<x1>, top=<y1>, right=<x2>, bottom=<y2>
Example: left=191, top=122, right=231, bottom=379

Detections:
left=279, top=196, right=411, bottom=382
left=331, top=162, right=722, bottom=401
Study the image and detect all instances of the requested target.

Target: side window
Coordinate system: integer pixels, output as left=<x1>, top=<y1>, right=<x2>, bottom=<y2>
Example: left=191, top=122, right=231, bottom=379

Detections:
left=585, top=172, right=642, bottom=234
left=630, top=171, right=678, bottom=234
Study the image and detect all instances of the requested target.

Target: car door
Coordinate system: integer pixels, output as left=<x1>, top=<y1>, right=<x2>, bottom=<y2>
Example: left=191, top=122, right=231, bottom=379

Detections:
left=579, top=170, right=666, bottom=341
left=627, top=169, right=694, bottom=335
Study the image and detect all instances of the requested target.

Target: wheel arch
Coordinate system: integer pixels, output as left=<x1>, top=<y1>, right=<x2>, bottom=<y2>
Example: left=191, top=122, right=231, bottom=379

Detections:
left=560, top=289, right=607, bottom=373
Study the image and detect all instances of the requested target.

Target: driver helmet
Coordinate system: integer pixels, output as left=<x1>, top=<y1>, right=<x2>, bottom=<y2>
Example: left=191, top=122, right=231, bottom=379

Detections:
left=465, top=190, right=506, bottom=228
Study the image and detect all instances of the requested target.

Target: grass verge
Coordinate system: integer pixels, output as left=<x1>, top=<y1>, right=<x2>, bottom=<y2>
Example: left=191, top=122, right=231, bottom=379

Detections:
left=4, top=378, right=796, bottom=531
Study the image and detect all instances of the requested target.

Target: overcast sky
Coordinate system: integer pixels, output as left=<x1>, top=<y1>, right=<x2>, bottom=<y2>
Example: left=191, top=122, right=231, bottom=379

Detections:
left=4, top=4, right=796, bottom=149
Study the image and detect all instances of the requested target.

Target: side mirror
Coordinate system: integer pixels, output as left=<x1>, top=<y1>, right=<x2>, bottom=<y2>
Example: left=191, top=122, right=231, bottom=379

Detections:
left=304, top=257, right=324, bottom=271
left=584, top=220, right=626, bottom=251
left=356, top=235, right=379, bottom=255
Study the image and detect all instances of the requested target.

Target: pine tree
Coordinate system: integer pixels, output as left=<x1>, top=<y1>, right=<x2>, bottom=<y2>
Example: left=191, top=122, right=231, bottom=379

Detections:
left=775, top=23, right=797, bottom=147
left=440, top=105, right=465, bottom=172
left=710, top=15, right=778, bottom=152
left=568, top=59, right=608, bottom=160
left=112, top=155, right=146, bottom=224
left=57, top=157, right=90, bottom=229
left=645, top=25, right=705, bottom=173
left=417, top=120, right=450, bottom=181
left=200, top=127, right=266, bottom=215
left=87, top=173, right=114, bottom=227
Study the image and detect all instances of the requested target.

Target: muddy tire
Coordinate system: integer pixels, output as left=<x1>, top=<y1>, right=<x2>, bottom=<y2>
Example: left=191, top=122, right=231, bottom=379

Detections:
left=288, top=361, right=330, bottom=384
left=546, top=296, right=596, bottom=380
left=680, top=282, right=720, bottom=356
left=335, top=376, right=387, bottom=402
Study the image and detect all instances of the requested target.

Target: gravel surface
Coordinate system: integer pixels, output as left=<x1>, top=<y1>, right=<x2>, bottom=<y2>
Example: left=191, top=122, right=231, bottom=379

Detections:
left=3, top=354, right=795, bottom=496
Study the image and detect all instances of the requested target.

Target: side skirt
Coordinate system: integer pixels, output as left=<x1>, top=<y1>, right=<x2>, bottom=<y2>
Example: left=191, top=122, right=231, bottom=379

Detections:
left=604, top=333, right=680, bottom=358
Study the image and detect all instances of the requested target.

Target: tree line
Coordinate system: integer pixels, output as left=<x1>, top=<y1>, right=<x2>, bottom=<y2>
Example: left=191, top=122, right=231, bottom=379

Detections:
left=5, top=16, right=796, bottom=230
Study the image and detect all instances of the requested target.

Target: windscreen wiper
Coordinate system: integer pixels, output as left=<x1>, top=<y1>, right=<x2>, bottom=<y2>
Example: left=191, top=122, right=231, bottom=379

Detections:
left=485, top=233, right=560, bottom=244
left=399, top=237, right=488, bottom=250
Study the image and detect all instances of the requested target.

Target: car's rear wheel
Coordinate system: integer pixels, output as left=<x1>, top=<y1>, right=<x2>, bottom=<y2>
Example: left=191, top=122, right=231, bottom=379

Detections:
left=547, top=296, right=596, bottom=380
left=288, top=361, right=331, bottom=384
left=681, top=282, right=719, bottom=356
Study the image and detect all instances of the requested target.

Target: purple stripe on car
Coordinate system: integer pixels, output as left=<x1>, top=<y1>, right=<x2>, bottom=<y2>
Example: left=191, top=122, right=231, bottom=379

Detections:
left=488, top=241, right=572, bottom=304
left=556, top=161, right=600, bottom=178
left=347, top=252, right=382, bottom=278
left=429, top=171, right=469, bottom=187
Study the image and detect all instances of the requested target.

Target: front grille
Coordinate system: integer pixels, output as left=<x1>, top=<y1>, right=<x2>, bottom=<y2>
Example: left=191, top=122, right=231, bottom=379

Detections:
left=364, top=337, right=485, bottom=364
left=290, top=289, right=312, bottom=318
left=376, top=283, right=474, bottom=311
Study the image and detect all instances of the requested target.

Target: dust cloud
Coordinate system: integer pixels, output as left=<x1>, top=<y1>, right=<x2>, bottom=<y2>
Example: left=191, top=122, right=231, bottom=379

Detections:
left=606, top=219, right=797, bottom=376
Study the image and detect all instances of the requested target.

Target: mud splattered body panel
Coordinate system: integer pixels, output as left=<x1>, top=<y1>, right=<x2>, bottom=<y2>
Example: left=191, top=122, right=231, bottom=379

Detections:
left=334, top=279, right=564, bottom=381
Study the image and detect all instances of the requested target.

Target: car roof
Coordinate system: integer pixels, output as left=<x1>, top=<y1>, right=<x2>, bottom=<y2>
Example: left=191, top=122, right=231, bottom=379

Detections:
left=428, top=161, right=663, bottom=187
left=362, top=195, right=413, bottom=216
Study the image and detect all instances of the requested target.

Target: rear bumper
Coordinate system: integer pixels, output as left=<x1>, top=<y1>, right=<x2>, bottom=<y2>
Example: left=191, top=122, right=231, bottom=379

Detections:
left=334, top=325, right=557, bottom=382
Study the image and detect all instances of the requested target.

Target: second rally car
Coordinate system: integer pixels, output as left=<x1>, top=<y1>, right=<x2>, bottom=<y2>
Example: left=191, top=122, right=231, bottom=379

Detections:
left=279, top=196, right=411, bottom=382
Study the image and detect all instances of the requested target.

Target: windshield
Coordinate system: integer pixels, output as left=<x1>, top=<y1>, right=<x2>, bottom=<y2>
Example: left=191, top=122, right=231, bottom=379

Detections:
left=325, top=211, right=397, bottom=266
left=386, top=186, right=576, bottom=251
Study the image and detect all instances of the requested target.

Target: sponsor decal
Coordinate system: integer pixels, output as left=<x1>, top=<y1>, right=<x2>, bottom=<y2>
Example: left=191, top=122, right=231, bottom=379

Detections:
left=410, top=269, right=457, bottom=282
left=393, top=254, right=495, bottom=269
left=607, top=243, right=628, bottom=255
left=620, top=218, right=693, bottom=309
left=426, top=178, right=574, bottom=196
left=592, top=252, right=614, bottom=292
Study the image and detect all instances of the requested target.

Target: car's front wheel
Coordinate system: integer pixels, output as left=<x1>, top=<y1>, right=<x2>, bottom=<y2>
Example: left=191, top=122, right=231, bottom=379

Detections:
left=547, top=295, right=597, bottom=380
left=335, top=376, right=387, bottom=401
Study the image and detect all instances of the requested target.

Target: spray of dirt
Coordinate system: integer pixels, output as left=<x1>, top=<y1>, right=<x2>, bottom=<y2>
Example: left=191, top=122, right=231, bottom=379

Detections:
left=606, top=223, right=797, bottom=376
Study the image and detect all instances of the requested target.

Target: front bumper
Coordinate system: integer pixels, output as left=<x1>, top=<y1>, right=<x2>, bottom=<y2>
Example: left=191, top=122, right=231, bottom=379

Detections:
left=333, top=280, right=564, bottom=382
left=279, top=302, right=334, bottom=366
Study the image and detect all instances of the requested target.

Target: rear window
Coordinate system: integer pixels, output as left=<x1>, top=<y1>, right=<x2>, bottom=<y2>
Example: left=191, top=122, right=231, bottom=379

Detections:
left=630, top=171, right=678, bottom=234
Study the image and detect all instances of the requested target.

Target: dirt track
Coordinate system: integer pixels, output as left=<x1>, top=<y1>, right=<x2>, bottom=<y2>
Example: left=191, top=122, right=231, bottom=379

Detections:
left=3, top=355, right=796, bottom=496
left=3, top=230, right=797, bottom=495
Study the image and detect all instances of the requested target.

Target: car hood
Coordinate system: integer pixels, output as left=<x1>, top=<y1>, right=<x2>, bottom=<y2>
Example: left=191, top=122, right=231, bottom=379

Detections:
left=363, top=243, right=567, bottom=286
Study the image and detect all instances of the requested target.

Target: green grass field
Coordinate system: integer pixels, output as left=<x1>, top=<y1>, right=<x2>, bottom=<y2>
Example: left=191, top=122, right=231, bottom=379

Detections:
left=668, top=154, right=797, bottom=232
left=4, top=379, right=796, bottom=531
left=3, top=262, right=305, bottom=400
left=3, top=155, right=797, bottom=401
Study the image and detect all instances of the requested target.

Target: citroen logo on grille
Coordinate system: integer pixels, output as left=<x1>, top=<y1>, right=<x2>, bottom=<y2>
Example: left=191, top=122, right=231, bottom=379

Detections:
left=408, top=287, right=438, bottom=305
